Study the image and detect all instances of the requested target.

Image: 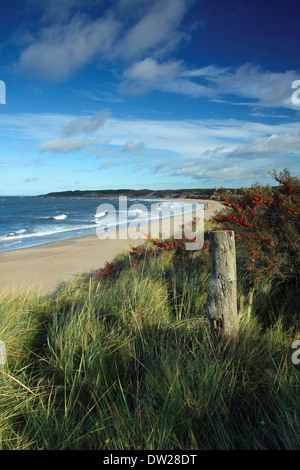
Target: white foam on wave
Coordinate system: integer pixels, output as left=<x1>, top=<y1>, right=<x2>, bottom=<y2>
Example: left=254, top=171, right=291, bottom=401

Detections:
left=4, top=229, right=27, bottom=238
left=93, top=211, right=108, bottom=218
left=2, top=241, right=22, bottom=248
left=0, top=199, right=198, bottom=248
left=127, top=208, right=144, bottom=217
left=50, top=214, right=68, bottom=220
left=0, top=224, right=96, bottom=242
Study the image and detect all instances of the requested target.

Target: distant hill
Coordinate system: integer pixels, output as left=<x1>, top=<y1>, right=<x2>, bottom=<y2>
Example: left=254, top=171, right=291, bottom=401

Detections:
left=38, top=188, right=237, bottom=200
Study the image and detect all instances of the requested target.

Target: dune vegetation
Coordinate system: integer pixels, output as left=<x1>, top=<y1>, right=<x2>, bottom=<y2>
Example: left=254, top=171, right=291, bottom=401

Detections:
left=0, top=170, right=299, bottom=450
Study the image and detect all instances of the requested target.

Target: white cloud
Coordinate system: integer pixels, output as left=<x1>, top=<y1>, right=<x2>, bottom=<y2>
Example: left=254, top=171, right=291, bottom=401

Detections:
left=228, top=132, right=300, bottom=160
left=38, top=138, right=93, bottom=153
left=115, top=0, right=190, bottom=60
left=23, top=177, right=40, bottom=183
left=26, top=0, right=88, bottom=22
left=124, top=58, right=180, bottom=83
left=18, top=14, right=121, bottom=80
left=97, top=159, right=114, bottom=170
left=151, top=127, right=300, bottom=185
left=181, top=64, right=230, bottom=78
left=2, top=111, right=300, bottom=156
left=121, top=141, right=145, bottom=152
left=97, top=148, right=118, bottom=159
left=122, top=60, right=300, bottom=111
left=0, top=156, right=43, bottom=167
left=123, top=57, right=181, bottom=93
left=62, top=110, right=111, bottom=136
left=185, top=64, right=300, bottom=110
left=159, top=78, right=214, bottom=97
left=0, top=113, right=70, bottom=140
left=11, top=1, right=300, bottom=117
left=1, top=111, right=299, bottom=185
left=210, top=64, right=299, bottom=110
left=154, top=155, right=282, bottom=186
left=17, top=0, right=193, bottom=80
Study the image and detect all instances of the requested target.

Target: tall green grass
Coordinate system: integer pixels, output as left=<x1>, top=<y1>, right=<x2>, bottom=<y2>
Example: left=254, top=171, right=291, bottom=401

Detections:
left=0, top=239, right=299, bottom=449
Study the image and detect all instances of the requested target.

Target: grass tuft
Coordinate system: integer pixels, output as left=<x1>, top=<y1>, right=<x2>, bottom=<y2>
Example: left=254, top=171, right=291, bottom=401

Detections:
left=0, top=227, right=299, bottom=449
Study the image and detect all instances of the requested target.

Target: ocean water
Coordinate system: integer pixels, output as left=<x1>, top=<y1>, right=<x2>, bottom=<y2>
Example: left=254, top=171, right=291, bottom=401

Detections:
left=0, top=196, right=201, bottom=253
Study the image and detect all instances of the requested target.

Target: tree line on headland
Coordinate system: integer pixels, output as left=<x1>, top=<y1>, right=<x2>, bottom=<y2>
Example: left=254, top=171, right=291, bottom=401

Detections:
left=38, top=187, right=241, bottom=199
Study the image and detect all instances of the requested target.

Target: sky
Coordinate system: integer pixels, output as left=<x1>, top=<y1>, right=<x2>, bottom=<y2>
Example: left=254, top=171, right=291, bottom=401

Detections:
left=0, top=0, right=300, bottom=195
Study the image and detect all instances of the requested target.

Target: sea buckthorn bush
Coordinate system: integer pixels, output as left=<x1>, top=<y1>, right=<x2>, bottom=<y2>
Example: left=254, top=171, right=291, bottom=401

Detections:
left=96, top=261, right=116, bottom=278
left=96, top=217, right=213, bottom=280
left=212, top=169, right=300, bottom=284
left=129, top=221, right=211, bottom=270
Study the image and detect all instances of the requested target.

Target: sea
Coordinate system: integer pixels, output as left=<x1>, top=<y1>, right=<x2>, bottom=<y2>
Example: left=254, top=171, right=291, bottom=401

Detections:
left=0, top=196, right=201, bottom=253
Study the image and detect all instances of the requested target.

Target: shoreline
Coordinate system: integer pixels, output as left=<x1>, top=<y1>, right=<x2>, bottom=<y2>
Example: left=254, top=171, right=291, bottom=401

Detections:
left=0, top=199, right=222, bottom=294
left=0, top=196, right=212, bottom=254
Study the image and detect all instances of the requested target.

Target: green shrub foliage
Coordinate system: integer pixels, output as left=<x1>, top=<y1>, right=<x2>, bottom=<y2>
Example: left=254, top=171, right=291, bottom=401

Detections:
left=212, top=169, right=300, bottom=283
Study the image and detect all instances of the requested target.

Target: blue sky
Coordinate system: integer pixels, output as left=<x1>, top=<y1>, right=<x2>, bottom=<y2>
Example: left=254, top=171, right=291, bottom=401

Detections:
left=0, top=0, right=299, bottom=195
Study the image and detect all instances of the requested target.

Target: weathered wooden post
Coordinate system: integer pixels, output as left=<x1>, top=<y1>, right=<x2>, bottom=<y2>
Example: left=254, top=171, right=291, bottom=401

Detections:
left=207, top=230, right=237, bottom=342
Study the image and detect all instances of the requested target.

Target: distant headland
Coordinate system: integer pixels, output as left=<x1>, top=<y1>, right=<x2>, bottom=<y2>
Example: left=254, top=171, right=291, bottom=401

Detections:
left=38, top=188, right=236, bottom=200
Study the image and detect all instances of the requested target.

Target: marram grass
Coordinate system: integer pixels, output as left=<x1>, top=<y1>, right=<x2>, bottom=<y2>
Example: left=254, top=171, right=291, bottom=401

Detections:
left=0, top=243, right=299, bottom=450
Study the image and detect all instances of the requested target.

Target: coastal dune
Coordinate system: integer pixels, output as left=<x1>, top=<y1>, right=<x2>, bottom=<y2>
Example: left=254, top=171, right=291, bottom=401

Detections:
left=0, top=200, right=222, bottom=293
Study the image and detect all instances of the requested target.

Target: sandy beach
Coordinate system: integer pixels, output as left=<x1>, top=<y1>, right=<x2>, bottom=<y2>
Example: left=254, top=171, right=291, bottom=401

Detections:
left=0, top=199, right=222, bottom=294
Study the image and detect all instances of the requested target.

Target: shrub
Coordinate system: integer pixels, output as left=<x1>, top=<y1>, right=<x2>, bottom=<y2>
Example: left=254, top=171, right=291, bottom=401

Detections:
left=127, top=220, right=211, bottom=270
left=96, top=261, right=116, bottom=278
left=211, top=169, right=300, bottom=284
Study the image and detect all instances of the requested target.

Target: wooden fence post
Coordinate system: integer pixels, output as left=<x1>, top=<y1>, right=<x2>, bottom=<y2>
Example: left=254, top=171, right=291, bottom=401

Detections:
left=207, top=230, right=237, bottom=342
